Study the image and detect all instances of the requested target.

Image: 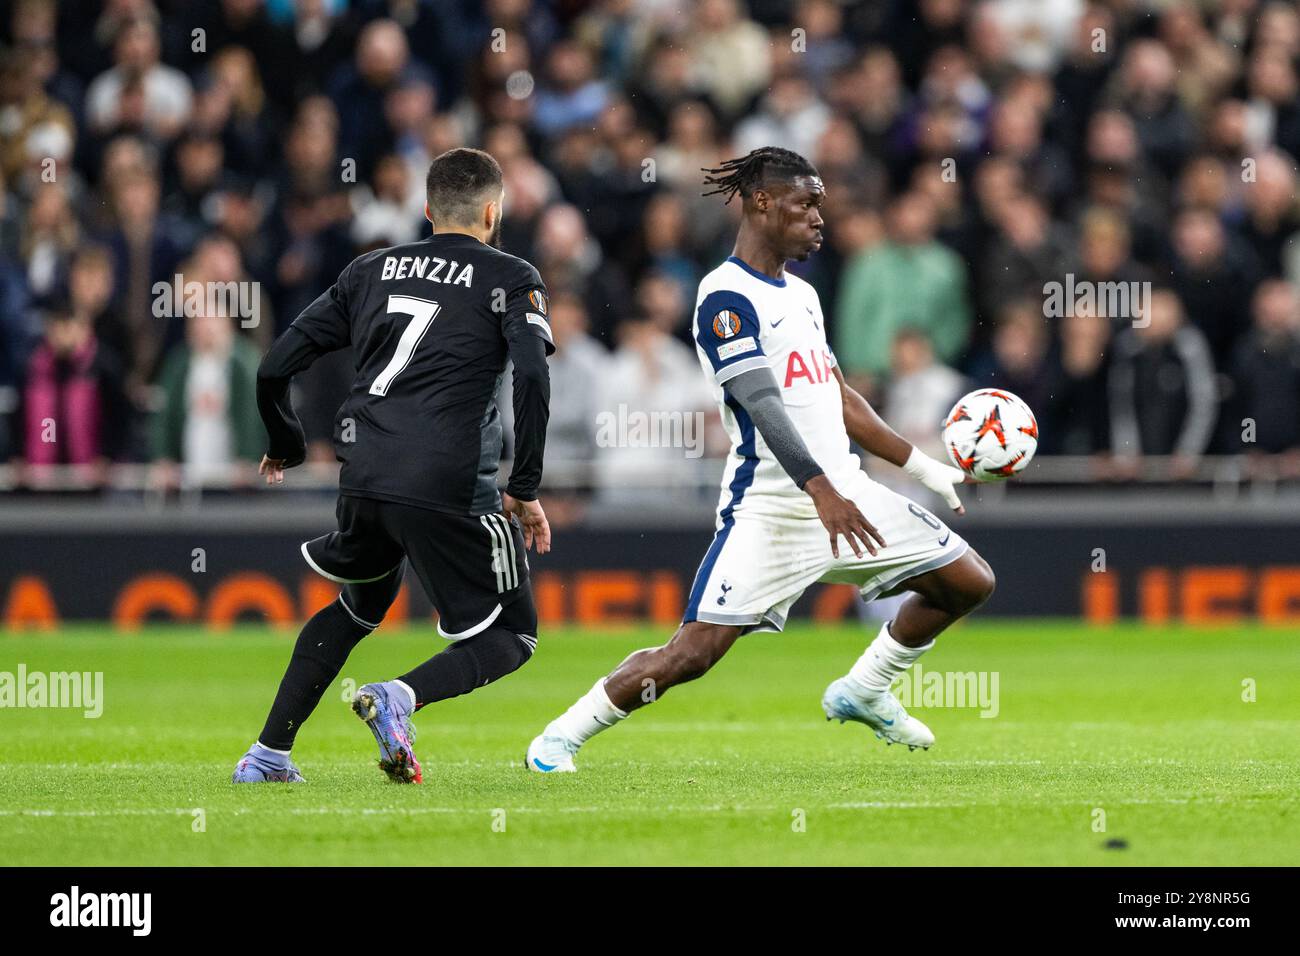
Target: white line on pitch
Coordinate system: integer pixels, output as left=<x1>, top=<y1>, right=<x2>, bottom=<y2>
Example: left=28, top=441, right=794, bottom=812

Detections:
left=1, top=795, right=1283, bottom=819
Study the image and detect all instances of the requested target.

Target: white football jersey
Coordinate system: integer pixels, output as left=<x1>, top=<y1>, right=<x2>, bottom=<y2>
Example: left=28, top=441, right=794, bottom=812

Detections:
left=692, top=256, right=863, bottom=521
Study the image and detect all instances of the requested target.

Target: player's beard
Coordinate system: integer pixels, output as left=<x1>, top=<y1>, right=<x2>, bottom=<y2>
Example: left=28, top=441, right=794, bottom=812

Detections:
left=488, top=215, right=503, bottom=249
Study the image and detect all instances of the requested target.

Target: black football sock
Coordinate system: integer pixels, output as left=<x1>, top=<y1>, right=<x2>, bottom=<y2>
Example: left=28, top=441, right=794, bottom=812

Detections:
left=257, top=599, right=372, bottom=751
left=396, top=627, right=535, bottom=710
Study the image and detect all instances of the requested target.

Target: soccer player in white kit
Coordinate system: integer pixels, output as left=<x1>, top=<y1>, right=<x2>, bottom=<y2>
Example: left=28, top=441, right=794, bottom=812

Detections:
left=527, top=148, right=996, bottom=772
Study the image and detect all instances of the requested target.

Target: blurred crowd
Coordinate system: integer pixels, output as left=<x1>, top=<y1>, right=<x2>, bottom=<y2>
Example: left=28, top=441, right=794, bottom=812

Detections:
left=2, top=0, right=1300, bottom=493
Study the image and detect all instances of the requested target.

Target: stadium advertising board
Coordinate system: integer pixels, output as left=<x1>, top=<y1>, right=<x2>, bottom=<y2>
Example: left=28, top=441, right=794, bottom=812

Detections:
left=3, top=522, right=1298, bottom=628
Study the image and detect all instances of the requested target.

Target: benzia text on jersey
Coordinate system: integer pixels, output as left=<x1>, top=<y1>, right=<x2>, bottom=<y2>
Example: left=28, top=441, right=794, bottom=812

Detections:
left=380, top=255, right=474, bottom=287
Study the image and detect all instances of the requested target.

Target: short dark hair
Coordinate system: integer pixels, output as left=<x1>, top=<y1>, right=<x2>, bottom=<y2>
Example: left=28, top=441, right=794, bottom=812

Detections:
left=425, top=148, right=503, bottom=226
left=701, top=147, right=819, bottom=205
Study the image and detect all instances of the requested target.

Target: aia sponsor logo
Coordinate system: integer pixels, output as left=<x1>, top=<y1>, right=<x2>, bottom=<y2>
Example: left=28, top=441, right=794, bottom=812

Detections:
left=782, top=349, right=835, bottom=387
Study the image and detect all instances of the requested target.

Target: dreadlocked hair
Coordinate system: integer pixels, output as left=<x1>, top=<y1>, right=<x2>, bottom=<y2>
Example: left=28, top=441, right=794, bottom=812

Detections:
left=701, top=147, right=818, bottom=204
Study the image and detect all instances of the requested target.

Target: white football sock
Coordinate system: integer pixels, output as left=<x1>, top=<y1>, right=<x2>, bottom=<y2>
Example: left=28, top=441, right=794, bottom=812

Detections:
left=391, top=679, right=417, bottom=713
left=546, top=678, right=628, bottom=747
left=846, top=621, right=934, bottom=697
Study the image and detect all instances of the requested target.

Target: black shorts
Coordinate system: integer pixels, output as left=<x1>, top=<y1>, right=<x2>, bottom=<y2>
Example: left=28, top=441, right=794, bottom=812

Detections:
left=302, top=494, right=533, bottom=638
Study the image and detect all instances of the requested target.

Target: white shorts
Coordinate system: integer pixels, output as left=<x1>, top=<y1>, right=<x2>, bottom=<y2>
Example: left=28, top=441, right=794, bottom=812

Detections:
left=683, top=471, right=968, bottom=633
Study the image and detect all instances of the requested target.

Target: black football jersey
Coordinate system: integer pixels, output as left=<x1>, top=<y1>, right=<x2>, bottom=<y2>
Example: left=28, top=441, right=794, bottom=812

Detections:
left=288, top=233, right=554, bottom=516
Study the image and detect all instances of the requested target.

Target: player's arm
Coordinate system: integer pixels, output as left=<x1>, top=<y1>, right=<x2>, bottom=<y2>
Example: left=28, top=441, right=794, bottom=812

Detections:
left=256, top=265, right=355, bottom=484
left=725, top=366, right=885, bottom=557
left=697, top=291, right=883, bottom=557
left=500, top=276, right=554, bottom=553
left=832, top=364, right=966, bottom=514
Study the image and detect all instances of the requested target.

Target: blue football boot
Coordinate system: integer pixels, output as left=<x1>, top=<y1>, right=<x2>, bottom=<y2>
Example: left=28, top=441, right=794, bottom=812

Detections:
left=351, top=682, right=422, bottom=783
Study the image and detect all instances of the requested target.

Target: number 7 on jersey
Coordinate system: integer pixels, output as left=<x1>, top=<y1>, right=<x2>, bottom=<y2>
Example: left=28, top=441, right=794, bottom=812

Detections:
left=369, top=295, right=442, bottom=397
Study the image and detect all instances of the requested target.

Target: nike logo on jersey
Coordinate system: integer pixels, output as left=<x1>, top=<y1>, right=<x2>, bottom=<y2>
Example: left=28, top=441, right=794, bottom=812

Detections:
left=938, top=531, right=951, bottom=547
left=771, top=317, right=786, bottom=327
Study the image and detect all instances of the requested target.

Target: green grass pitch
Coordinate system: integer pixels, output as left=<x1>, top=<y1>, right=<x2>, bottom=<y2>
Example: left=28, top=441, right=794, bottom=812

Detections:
left=2, top=620, right=1297, bottom=866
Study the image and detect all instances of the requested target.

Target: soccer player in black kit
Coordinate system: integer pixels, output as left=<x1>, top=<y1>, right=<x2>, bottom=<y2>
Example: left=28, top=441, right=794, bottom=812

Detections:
left=232, top=149, right=553, bottom=784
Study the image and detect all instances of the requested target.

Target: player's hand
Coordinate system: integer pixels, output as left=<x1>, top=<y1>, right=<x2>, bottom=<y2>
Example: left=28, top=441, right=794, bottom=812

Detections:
left=805, top=475, right=886, bottom=559
left=503, top=493, right=551, bottom=555
left=902, top=447, right=967, bottom=515
left=259, top=454, right=289, bottom=486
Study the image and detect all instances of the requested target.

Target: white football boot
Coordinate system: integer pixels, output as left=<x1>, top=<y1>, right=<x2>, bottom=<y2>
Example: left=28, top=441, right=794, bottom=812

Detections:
left=525, top=733, right=579, bottom=773
left=822, top=676, right=935, bottom=751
